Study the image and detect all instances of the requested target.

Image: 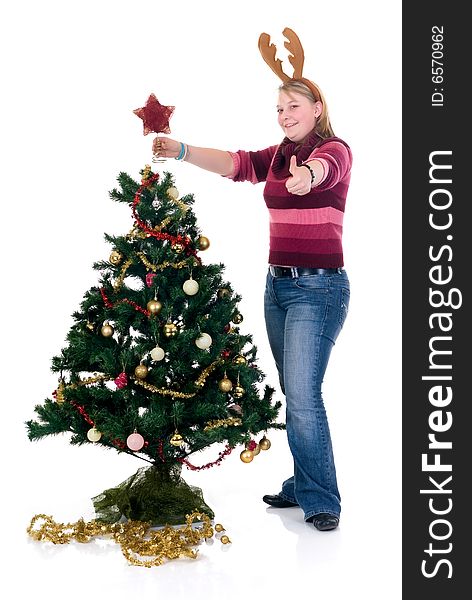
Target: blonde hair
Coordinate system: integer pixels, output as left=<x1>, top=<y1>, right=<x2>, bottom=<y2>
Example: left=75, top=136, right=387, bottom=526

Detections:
left=279, top=79, right=335, bottom=139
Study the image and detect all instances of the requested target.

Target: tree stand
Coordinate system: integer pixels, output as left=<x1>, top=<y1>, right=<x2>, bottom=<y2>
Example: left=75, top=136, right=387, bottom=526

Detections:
left=92, top=463, right=214, bottom=526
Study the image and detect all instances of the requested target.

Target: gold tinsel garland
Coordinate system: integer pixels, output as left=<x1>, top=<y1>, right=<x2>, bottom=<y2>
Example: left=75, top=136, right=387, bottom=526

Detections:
left=111, top=251, right=196, bottom=293
left=152, top=216, right=172, bottom=231
left=113, top=257, right=134, bottom=291
left=127, top=226, right=149, bottom=240
left=194, top=359, right=222, bottom=387
left=55, top=374, right=113, bottom=402
left=69, top=374, right=114, bottom=389
left=204, top=417, right=242, bottom=431
left=126, top=216, right=173, bottom=240
left=27, top=512, right=230, bottom=568
left=131, top=359, right=222, bottom=398
left=137, top=251, right=193, bottom=272
left=59, top=360, right=222, bottom=401
left=132, top=377, right=196, bottom=398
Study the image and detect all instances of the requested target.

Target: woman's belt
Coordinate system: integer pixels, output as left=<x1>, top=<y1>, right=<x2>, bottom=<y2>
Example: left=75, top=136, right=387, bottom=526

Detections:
left=269, top=265, right=343, bottom=277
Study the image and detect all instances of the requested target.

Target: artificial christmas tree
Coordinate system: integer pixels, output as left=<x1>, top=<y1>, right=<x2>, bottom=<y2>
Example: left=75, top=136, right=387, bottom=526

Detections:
left=26, top=162, right=283, bottom=527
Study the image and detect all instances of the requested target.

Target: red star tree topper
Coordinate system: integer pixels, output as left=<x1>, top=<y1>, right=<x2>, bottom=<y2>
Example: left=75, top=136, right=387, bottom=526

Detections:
left=133, top=93, right=175, bottom=135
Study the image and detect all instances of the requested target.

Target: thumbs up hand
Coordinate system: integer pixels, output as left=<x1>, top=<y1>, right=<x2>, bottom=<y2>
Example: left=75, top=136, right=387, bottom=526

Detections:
left=285, top=155, right=312, bottom=195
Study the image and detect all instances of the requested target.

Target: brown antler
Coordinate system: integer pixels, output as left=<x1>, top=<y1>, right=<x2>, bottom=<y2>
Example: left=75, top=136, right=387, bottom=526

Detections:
left=283, top=28, right=304, bottom=79
left=258, top=32, right=290, bottom=82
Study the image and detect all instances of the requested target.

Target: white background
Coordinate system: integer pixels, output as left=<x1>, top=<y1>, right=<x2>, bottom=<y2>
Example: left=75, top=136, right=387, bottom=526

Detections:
left=1, top=1, right=401, bottom=597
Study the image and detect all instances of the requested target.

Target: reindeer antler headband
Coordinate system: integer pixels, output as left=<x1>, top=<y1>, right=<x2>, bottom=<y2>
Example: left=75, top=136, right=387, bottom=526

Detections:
left=258, top=28, right=321, bottom=102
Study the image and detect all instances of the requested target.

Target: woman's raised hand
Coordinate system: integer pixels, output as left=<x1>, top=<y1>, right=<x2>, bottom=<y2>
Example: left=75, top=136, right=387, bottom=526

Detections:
left=152, top=136, right=181, bottom=160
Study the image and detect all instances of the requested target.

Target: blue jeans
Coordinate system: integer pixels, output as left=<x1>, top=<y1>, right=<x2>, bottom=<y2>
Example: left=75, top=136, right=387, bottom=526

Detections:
left=264, top=268, right=350, bottom=520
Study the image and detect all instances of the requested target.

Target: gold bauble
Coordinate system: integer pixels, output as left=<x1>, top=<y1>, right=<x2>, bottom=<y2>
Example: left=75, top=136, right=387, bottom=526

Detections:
left=217, top=288, right=230, bottom=299
left=170, top=432, right=184, bottom=447
left=220, top=535, right=231, bottom=544
left=233, top=385, right=245, bottom=399
left=214, top=523, right=225, bottom=533
left=109, top=250, right=123, bottom=265
left=197, top=236, right=210, bottom=250
left=253, top=444, right=261, bottom=456
left=259, top=436, right=271, bottom=450
left=233, top=354, right=247, bottom=365
left=134, top=364, right=148, bottom=379
left=167, top=186, right=179, bottom=200
left=164, top=323, right=178, bottom=337
left=173, top=242, right=184, bottom=254
left=232, top=313, right=243, bottom=324
left=218, top=377, right=233, bottom=392
left=240, top=449, right=254, bottom=463
left=147, top=299, right=162, bottom=315
left=101, top=322, right=114, bottom=337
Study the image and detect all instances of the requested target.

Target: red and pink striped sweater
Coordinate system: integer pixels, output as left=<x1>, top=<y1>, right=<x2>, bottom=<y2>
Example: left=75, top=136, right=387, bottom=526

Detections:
left=227, top=135, right=352, bottom=268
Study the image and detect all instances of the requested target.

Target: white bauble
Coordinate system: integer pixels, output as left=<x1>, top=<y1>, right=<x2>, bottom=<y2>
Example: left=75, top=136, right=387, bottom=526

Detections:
left=183, top=278, right=199, bottom=295
left=195, top=333, right=212, bottom=349
left=150, top=346, right=165, bottom=361
left=167, top=186, right=179, bottom=199
left=87, top=428, right=102, bottom=442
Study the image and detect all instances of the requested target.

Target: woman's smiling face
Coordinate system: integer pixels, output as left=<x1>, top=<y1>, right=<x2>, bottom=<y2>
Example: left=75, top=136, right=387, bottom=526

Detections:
left=277, top=90, right=321, bottom=142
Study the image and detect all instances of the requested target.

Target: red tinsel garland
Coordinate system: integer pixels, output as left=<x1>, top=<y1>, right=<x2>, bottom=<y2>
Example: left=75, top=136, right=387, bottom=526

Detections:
left=69, top=400, right=233, bottom=470
left=100, top=287, right=150, bottom=316
left=177, top=445, right=233, bottom=471
left=132, top=175, right=200, bottom=263
left=157, top=439, right=165, bottom=463
left=70, top=400, right=94, bottom=426
left=69, top=401, right=143, bottom=451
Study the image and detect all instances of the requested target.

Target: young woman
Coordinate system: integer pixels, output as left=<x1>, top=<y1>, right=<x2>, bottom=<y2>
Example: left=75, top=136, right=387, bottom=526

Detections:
left=152, top=77, right=352, bottom=531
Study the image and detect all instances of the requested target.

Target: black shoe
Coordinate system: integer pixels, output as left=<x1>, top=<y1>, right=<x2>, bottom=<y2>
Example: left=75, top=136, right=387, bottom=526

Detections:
left=309, top=513, right=339, bottom=531
left=262, top=494, right=299, bottom=508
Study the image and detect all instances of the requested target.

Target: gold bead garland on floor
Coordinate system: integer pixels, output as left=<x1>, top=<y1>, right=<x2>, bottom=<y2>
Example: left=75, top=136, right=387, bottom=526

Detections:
left=27, top=511, right=230, bottom=568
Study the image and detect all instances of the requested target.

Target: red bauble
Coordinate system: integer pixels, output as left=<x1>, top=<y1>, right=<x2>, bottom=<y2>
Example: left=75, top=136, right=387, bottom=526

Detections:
left=114, top=372, right=128, bottom=389
left=146, top=273, right=157, bottom=287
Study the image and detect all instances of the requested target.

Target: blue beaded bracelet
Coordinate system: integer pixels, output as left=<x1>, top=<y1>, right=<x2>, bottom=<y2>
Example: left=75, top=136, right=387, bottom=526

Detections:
left=175, top=142, right=186, bottom=161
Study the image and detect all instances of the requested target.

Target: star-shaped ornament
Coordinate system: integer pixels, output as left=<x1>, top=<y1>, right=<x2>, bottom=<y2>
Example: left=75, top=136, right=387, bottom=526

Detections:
left=133, top=93, right=175, bottom=135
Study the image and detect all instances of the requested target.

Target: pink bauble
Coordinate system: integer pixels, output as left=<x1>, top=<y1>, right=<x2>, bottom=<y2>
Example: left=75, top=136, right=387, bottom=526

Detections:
left=126, top=432, right=145, bottom=451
